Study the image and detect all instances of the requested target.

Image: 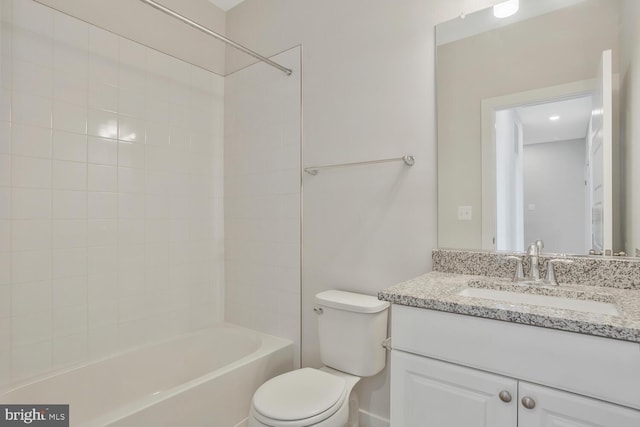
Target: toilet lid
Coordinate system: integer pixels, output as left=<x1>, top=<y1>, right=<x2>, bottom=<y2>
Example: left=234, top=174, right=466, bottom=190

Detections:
left=253, top=368, right=346, bottom=422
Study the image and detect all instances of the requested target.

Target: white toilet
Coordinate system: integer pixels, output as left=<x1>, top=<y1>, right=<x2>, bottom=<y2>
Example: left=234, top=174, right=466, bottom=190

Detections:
left=249, top=290, right=390, bottom=427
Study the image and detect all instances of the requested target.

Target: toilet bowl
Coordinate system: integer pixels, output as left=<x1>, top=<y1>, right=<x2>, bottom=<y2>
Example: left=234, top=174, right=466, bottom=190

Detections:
left=249, top=367, right=360, bottom=427
left=248, top=290, right=390, bottom=427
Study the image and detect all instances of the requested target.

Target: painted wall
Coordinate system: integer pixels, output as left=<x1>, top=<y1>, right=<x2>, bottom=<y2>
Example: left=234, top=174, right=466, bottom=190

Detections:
left=437, top=0, right=619, bottom=249
left=224, top=47, right=302, bottom=365
left=0, top=0, right=225, bottom=385
left=523, top=139, right=586, bottom=254
left=225, top=0, right=497, bottom=424
left=33, top=0, right=226, bottom=74
left=621, top=0, right=640, bottom=256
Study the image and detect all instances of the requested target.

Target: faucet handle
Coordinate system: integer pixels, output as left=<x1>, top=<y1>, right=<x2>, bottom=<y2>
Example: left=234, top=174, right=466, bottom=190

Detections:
left=535, top=240, right=544, bottom=253
left=504, top=255, right=525, bottom=282
left=544, top=259, right=574, bottom=286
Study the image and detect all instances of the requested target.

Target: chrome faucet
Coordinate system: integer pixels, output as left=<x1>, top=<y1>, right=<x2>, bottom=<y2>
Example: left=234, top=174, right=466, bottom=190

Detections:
left=526, top=240, right=544, bottom=281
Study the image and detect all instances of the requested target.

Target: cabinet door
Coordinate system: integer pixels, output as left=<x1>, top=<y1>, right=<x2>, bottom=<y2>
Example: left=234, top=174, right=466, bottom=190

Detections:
left=390, top=350, right=517, bottom=427
left=519, top=382, right=640, bottom=427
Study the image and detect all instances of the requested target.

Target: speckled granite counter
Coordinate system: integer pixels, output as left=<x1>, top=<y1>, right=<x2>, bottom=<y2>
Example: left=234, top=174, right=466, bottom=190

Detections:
left=379, top=271, right=640, bottom=343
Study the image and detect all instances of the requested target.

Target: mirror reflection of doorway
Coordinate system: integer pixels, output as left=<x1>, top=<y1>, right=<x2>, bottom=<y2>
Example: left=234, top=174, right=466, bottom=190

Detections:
left=495, top=95, right=593, bottom=254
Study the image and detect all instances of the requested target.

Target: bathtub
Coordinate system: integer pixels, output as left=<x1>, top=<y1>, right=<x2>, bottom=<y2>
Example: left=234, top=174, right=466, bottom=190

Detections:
left=0, top=324, right=294, bottom=427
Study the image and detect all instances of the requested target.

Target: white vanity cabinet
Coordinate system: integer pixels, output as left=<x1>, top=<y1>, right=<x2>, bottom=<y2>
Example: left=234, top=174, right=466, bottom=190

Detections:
left=390, top=305, right=640, bottom=427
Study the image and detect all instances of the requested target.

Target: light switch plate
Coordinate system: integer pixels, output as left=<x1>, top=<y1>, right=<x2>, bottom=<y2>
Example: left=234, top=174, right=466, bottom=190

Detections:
left=458, top=206, right=472, bottom=221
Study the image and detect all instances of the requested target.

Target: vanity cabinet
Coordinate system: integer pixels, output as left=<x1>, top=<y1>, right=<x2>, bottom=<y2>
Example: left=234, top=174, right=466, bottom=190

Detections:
left=389, top=305, right=640, bottom=427
left=391, top=350, right=640, bottom=427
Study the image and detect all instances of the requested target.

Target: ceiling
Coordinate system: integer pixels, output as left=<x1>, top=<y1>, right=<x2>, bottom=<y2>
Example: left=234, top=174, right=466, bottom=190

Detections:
left=207, top=0, right=245, bottom=11
left=515, top=96, right=593, bottom=145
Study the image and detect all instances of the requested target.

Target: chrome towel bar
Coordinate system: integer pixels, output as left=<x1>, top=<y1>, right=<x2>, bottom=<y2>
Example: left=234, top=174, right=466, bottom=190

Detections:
left=304, top=155, right=415, bottom=176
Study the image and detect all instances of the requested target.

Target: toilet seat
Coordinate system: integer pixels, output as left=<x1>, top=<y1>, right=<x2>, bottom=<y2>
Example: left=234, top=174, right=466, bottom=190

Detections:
left=251, top=368, right=347, bottom=427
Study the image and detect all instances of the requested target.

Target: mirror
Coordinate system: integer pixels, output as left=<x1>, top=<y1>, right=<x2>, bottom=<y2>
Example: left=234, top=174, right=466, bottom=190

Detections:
left=436, top=0, right=640, bottom=257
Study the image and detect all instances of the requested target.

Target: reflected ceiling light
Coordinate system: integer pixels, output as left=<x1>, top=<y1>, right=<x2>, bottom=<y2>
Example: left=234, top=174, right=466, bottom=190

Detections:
left=493, top=0, right=519, bottom=18
left=549, top=115, right=560, bottom=121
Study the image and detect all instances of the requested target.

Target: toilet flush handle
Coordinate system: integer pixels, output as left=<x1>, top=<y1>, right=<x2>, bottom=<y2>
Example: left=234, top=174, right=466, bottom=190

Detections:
left=313, top=306, right=324, bottom=315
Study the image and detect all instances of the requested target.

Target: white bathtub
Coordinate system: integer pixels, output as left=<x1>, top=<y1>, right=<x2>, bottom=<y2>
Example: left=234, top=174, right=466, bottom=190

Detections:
left=0, top=324, right=294, bottom=427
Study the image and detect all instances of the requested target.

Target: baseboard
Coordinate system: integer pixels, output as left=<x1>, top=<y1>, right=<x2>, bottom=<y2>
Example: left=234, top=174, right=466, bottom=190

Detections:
left=233, top=417, right=248, bottom=427
left=359, top=409, right=390, bottom=427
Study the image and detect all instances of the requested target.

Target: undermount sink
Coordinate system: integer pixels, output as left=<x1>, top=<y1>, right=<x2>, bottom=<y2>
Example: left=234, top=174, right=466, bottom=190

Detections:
left=457, top=284, right=621, bottom=317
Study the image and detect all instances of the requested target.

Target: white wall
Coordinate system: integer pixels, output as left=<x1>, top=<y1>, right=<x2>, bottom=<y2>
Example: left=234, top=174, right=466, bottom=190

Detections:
left=621, top=0, right=640, bottom=256
left=523, top=139, right=586, bottom=254
left=0, top=0, right=225, bottom=385
left=224, top=47, right=302, bottom=365
left=34, top=0, right=227, bottom=74
left=224, top=0, right=497, bottom=424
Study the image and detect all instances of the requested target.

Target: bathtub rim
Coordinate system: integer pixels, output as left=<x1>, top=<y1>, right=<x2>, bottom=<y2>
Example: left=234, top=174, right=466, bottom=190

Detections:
left=0, top=322, right=293, bottom=397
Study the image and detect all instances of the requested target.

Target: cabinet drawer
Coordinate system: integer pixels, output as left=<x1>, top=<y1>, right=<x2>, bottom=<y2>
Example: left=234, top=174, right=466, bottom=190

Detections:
left=391, top=304, right=640, bottom=410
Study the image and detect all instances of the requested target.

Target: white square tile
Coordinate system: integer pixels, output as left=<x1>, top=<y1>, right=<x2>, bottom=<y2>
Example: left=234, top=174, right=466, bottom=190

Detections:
left=88, top=247, right=117, bottom=279
left=53, top=305, right=87, bottom=337
left=12, top=219, right=51, bottom=251
left=12, top=0, right=53, bottom=37
left=88, top=136, right=117, bottom=165
left=118, top=219, right=145, bottom=245
left=53, top=190, right=87, bottom=219
left=0, top=315, right=9, bottom=352
left=53, top=276, right=87, bottom=308
left=0, top=253, right=9, bottom=286
left=88, top=82, right=117, bottom=113
left=145, top=219, right=169, bottom=243
left=12, top=188, right=51, bottom=219
left=53, top=160, right=87, bottom=191
left=87, top=108, right=117, bottom=139
left=88, top=56, right=118, bottom=88
left=118, top=193, right=144, bottom=219
left=145, top=99, right=169, bottom=125
left=12, top=156, right=52, bottom=188
left=11, top=123, right=52, bottom=158
left=53, top=10, right=88, bottom=50
left=53, top=247, right=87, bottom=278
left=88, top=26, right=118, bottom=61
left=118, top=141, right=145, bottom=168
left=12, top=58, right=53, bottom=98
left=53, top=70, right=87, bottom=106
left=145, top=121, right=170, bottom=148
left=88, top=164, right=117, bottom=192
left=0, top=219, right=8, bottom=251
left=12, top=280, right=52, bottom=316
left=53, top=100, right=87, bottom=134
left=170, top=126, right=190, bottom=150
left=87, top=324, right=117, bottom=359
left=0, top=187, right=9, bottom=219
left=118, top=116, right=144, bottom=143
left=11, top=340, right=52, bottom=381
left=12, top=92, right=52, bottom=128
left=119, top=67, right=146, bottom=93
left=119, top=39, right=146, bottom=69
left=88, top=273, right=117, bottom=304
left=87, top=192, right=117, bottom=219
left=119, top=89, right=145, bottom=119
left=53, top=131, right=87, bottom=162
left=12, top=250, right=51, bottom=284
left=12, top=29, right=53, bottom=68
left=53, top=332, right=87, bottom=368
left=87, top=219, right=117, bottom=247
left=118, top=167, right=145, bottom=193
left=53, top=219, right=87, bottom=248
left=145, top=194, right=168, bottom=219
left=0, top=153, right=8, bottom=186
left=0, top=121, right=10, bottom=154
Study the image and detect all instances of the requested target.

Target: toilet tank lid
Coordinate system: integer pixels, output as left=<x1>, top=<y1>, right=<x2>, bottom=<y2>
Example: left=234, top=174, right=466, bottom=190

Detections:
left=315, top=290, right=390, bottom=313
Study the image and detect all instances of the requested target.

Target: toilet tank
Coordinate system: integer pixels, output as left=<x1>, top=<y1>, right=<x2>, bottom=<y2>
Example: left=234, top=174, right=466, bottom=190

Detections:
left=315, top=290, right=390, bottom=377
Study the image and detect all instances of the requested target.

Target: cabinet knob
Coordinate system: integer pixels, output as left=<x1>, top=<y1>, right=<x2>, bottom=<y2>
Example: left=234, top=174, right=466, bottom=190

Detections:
left=521, top=396, right=536, bottom=410
left=498, top=391, right=512, bottom=403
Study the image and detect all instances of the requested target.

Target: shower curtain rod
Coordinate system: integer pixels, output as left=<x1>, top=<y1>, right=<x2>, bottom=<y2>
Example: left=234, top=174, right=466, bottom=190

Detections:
left=138, top=0, right=292, bottom=76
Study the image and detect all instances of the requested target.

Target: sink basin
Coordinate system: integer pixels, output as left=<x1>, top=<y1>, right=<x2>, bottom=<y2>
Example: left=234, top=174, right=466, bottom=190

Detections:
left=457, top=287, right=621, bottom=316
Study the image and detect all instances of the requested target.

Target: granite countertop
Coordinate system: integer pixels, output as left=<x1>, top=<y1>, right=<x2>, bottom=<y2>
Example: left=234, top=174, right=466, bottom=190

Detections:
left=379, top=271, right=640, bottom=344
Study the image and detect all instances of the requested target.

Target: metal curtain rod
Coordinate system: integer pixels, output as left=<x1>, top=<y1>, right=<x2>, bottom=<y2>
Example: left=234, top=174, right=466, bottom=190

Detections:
left=138, top=0, right=292, bottom=76
left=304, top=156, right=415, bottom=176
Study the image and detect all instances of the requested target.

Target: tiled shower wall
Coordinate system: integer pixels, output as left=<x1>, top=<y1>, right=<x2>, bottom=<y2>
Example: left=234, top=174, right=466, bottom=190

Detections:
left=0, top=0, right=225, bottom=385
left=224, top=47, right=301, bottom=365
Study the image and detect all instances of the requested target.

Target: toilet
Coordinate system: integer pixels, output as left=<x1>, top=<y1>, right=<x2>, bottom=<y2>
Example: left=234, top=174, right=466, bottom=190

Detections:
left=249, top=290, right=390, bottom=427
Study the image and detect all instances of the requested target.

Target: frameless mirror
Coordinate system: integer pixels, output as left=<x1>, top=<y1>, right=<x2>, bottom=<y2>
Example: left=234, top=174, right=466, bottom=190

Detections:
left=436, top=0, right=640, bottom=257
